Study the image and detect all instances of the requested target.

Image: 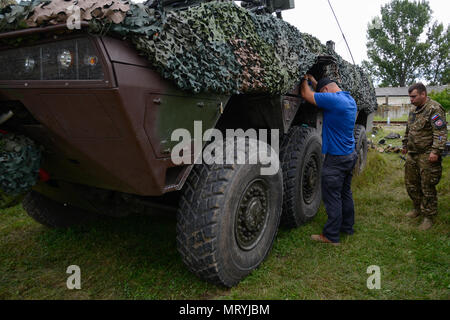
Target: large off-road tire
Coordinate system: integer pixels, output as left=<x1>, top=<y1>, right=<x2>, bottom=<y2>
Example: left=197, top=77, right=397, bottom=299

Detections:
left=177, top=139, right=283, bottom=287
left=353, top=124, right=368, bottom=175
left=280, top=126, right=322, bottom=228
left=22, top=191, right=95, bottom=228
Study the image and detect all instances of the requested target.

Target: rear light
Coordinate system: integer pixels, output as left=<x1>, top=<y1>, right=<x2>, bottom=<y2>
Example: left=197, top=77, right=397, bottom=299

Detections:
left=39, top=169, right=50, bottom=182
left=84, top=55, right=98, bottom=67
left=0, top=37, right=104, bottom=81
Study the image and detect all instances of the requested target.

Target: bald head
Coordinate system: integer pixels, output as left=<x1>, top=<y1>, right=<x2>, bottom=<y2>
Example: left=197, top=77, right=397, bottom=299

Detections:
left=320, top=82, right=341, bottom=93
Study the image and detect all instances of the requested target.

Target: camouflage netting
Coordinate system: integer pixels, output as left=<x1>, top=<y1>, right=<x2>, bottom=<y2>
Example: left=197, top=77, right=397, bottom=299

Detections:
left=0, top=0, right=377, bottom=113
left=326, top=52, right=378, bottom=114
left=0, top=134, right=41, bottom=197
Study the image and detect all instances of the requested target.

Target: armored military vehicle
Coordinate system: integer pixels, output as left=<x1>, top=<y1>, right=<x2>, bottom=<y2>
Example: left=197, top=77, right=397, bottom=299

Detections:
left=0, top=0, right=376, bottom=287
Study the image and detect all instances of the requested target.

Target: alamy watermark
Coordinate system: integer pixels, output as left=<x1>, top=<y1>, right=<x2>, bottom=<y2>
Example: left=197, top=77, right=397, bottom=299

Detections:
left=366, top=265, right=381, bottom=290
left=66, top=5, right=81, bottom=30
left=170, top=121, right=280, bottom=176
left=66, top=265, right=81, bottom=290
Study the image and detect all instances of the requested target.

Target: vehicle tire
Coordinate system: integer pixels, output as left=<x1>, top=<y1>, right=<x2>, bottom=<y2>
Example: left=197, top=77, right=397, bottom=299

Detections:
left=176, top=139, right=283, bottom=287
left=280, top=126, right=322, bottom=228
left=22, top=191, right=95, bottom=228
left=353, top=124, right=368, bottom=175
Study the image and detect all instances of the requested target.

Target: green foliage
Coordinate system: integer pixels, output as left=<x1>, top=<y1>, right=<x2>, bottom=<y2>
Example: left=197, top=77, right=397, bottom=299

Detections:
left=365, top=0, right=432, bottom=87
left=429, top=88, right=450, bottom=111
left=425, top=22, right=450, bottom=86
left=0, top=191, right=22, bottom=209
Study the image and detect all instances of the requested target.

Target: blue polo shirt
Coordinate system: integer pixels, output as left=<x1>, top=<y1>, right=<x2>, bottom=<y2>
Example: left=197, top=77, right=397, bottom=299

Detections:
left=314, top=91, right=357, bottom=156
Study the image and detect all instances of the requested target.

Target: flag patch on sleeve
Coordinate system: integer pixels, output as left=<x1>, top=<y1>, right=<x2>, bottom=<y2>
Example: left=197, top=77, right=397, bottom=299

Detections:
left=432, top=114, right=445, bottom=129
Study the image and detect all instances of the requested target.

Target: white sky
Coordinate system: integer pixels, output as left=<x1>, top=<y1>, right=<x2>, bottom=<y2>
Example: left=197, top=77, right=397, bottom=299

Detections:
left=282, top=0, right=450, bottom=65
left=134, top=0, right=450, bottom=65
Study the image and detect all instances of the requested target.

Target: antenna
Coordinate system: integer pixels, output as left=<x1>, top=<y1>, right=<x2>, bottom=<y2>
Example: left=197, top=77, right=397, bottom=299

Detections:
left=327, top=0, right=356, bottom=65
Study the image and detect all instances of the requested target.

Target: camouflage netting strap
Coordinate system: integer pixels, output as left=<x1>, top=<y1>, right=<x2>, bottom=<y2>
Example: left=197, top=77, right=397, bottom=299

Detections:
left=0, top=0, right=377, bottom=112
left=0, top=134, right=41, bottom=197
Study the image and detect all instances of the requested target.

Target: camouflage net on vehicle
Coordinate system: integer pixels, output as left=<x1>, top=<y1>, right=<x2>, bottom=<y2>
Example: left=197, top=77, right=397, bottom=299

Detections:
left=0, top=133, right=41, bottom=207
left=0, top=0, right=377, bottom=113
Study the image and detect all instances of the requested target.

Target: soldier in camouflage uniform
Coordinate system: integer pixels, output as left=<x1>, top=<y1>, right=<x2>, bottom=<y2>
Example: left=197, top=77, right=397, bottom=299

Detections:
left=402, top=83, right=448, bottom=230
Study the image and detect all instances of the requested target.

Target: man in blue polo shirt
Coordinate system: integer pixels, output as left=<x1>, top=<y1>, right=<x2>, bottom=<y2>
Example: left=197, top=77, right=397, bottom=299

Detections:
left=300, top=75, right=358, bottom=245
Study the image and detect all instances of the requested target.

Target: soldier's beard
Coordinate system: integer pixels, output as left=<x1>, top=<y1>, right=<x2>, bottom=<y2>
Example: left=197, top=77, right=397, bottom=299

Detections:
left=413, top=97, right=428, bottom=108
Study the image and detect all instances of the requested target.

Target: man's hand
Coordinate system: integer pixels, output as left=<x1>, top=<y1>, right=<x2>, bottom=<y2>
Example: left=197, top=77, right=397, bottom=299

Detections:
left=429, top=152, right=439, bottom=163
left=300, top=75, right=317, bottom=106
left=306, top=74, right=317, bottom=90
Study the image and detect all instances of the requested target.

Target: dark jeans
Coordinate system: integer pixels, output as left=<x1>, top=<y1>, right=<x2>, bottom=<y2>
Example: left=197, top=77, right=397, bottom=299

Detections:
left=321, top=151, right=358, bottom=243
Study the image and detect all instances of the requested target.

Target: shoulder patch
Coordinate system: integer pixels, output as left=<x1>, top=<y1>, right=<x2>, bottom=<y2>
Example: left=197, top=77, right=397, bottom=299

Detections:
left=432, top=114, right=446, bottom=129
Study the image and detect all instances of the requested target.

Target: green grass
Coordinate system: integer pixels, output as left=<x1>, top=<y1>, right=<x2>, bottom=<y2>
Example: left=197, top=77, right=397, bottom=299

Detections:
left=374, top=110, right=450, bottom=123
left=0, top=150, right=449, bottom=300
left=370, top=125, right=406, bottom=148
left=371, top=124, right=450, bottom=147
left=374, top=114, right=409, bottom=122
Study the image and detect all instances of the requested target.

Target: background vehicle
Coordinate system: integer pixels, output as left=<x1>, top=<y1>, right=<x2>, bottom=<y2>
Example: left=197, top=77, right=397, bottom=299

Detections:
left=0, top=0, right=375, bottom=287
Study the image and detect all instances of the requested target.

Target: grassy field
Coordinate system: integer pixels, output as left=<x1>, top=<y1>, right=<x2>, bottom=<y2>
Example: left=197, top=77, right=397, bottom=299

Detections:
left=0, top=130, right=449, bottom=300
left=373, top=110, right=450, bottom=122
left=373, top=114, right=409, bottom=122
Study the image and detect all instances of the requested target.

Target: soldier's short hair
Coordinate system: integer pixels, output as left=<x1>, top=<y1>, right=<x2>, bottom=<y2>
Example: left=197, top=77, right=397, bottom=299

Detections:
left=408, top=83, right=427, bottom=95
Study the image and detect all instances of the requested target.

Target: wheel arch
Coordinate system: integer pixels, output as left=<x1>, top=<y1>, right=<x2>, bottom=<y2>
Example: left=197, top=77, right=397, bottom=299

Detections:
left=355, top=109, right=375, bottom=133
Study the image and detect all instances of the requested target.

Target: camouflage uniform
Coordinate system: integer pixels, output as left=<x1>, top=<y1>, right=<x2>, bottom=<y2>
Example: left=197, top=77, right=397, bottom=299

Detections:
left=402, top=98, right=448, bottom=218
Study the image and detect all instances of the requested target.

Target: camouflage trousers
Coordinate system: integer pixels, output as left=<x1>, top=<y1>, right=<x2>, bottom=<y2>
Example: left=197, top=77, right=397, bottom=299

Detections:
left=405, top=153, right=442, bottom=218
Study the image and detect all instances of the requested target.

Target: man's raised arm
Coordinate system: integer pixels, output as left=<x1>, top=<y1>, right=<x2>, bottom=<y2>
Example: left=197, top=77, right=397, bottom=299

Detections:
left=300, top=74, right=317, bottom=106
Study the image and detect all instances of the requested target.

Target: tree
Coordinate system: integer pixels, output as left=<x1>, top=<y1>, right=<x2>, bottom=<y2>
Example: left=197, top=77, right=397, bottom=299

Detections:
left=429, top=88, right=450, bottom=112
left=365, top=0, right=432, bottom=87
left=425, top=22, right=450, bottom=85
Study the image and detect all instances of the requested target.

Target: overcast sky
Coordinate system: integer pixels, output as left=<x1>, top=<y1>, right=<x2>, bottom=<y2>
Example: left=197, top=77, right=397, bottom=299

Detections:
left=282, top=0, right=450, bottom=65
left=135, top=0, right=449, bottom=65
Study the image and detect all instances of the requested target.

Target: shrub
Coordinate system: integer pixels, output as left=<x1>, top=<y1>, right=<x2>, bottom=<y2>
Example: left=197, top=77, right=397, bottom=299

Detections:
left=429, top=88, right=450, bottom=112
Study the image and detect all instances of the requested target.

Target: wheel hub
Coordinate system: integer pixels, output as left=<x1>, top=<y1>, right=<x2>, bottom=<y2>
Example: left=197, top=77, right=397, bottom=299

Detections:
left=235, top=180, right=269, bottom=251
left=302, top=154, right=319, bottom=204
left=243, top=199, right=263, bottom=231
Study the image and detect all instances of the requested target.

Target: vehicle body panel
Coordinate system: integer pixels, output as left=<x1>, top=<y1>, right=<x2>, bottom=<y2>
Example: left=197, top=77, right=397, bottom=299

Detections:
left=0, top=28, right=229, bottom=196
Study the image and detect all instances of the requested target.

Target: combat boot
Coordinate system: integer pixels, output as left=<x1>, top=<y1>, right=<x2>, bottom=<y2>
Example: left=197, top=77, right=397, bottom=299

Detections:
left=405, top=209, right=420, bottom=218
left=418, top=218, right=433, bottom=231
